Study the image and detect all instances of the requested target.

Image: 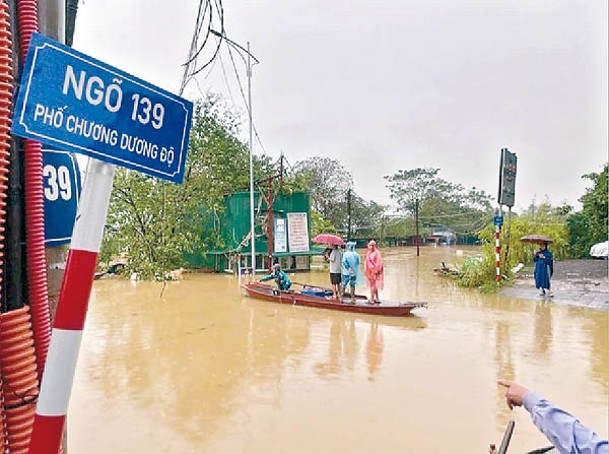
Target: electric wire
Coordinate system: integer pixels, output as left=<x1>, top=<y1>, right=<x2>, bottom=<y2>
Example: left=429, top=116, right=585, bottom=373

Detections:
left=221, top=35, right=267, bottom=155
left=180, top=0, right=225, bottom=95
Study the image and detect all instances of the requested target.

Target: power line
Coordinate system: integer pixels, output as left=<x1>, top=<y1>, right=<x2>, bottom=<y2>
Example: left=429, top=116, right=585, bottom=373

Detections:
left=222, top=36, right=267, bottom=155
left=217, top=53, right=235, bottom=105
left=181, top=6, right=270, bottom=158
left=179, top=0, right=225, bottom=95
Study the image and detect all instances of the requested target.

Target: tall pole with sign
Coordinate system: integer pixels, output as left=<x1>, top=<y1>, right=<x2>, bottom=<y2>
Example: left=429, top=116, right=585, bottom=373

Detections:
left=497, top=148, right=517, bottom=281
left=12, top=33, right=193, bottom=453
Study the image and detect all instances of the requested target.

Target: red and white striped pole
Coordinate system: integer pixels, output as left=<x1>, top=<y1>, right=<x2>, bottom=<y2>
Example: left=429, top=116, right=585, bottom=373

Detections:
left=495, top=224, right=501, bottom=283
left=28, top=159, right=115, bottom=454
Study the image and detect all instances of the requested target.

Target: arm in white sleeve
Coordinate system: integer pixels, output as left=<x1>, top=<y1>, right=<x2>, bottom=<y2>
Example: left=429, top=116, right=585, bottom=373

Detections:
left=523, top=392, right=608, bottom=454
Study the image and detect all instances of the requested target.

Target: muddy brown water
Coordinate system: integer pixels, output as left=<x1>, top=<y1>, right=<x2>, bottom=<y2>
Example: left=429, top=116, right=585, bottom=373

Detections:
left=69, top=247, right=608, bottom=453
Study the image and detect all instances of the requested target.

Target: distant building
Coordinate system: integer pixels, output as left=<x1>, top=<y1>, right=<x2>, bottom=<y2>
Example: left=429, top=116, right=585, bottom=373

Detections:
left=427, top=229, right=457, bottom=245
left=184, top=191, right=324, bottom=273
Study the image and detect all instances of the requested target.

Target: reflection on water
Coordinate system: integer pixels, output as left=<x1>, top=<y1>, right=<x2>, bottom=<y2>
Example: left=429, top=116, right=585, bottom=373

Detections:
left=69, top=246, right=608, bottom=453
left=365, top=323, right=384, bottom=382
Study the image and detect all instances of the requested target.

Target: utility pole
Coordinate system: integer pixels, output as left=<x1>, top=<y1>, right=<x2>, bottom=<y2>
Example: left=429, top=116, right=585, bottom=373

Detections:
left=210, top=30, right=259, bottom=275
left=346, top=188, right=352, bottom=240
left=247, top=41, right=255, bottom=274
left=415, top=199, right=420, bottom=257
left=279, top=153, right=284, bottom=189
left=266, top=177, right=273, bottom=269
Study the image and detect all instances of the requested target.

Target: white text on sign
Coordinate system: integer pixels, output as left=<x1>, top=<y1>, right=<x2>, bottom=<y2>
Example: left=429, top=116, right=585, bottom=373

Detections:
left=62, top=65, right=165, bottom=129
left=32, top=105, right=176, bottom=166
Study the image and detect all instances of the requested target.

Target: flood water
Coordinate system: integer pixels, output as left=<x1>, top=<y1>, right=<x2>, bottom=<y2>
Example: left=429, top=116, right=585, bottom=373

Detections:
left=69, top=247, right=608, bottom=453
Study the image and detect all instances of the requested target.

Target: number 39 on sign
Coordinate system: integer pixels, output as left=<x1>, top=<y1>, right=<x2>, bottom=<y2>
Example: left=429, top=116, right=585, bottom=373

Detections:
left=42, top=149, right=81, bottom=247
left=43, top=162, right=72, bottom=202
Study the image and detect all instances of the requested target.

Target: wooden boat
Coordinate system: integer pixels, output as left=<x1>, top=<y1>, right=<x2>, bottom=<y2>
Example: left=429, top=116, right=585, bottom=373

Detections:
left=242, top=282, right=427, bottom=317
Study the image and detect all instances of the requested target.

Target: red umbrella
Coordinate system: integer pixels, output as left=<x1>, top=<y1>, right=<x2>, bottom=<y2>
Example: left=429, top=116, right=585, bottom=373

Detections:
left=312, top=233, right=345, bottom=246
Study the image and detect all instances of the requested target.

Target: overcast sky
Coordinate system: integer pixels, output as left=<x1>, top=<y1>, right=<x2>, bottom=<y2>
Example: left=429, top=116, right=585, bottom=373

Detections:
left=74, top=0, right=608, bottom=213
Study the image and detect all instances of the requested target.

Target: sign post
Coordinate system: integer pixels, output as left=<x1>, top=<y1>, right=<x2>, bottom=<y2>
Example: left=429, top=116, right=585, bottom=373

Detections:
left=11, top=33, right=193, bottom=454
left=493, top=211, right=504, bottom=283
left=497, top=148, right=517, bottom=273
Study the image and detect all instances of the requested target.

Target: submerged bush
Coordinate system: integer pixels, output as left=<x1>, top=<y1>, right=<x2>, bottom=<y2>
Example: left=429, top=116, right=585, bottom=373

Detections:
left=455, top=253, right=496, bottom=289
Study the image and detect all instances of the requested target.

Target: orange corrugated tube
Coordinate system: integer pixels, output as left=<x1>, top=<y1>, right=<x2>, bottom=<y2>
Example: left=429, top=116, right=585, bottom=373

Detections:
left=17, top=0, right=52, bottom=382
left=0, top=306, right=39, bottom=453
left=0, top=0, right=15, bottom=448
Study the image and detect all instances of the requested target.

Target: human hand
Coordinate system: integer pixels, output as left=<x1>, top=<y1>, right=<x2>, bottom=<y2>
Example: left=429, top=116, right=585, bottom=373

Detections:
left=497, top=379, right=529, bottom=410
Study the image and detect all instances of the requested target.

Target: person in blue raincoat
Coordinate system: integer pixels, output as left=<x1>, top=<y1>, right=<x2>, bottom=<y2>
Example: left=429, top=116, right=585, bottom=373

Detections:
left=260, top=263, right=292, bottom=291
left=341, top=241, right=361, bottom=304
left=533, top=242, right=553, bottom=297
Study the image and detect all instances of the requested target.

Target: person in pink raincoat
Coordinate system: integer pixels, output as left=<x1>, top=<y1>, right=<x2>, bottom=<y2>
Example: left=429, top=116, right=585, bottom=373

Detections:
left=364, top=239, right=384, bottom=304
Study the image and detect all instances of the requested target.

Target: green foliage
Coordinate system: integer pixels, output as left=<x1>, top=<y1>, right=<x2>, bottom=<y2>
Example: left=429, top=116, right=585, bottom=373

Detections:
left=310, top=210, right=337, bottom=237
left=101, top=94, right=252, bottom=279
left=567, top=164, right=608, bottom=257
left=292, top=157, right=353, bottom=230
left=385, top=168, right=447, bottom=216
left=454, top=209, right=569, bottom=289
left=384, top=167, right=493, bottom=238
left=350, top=195, right=385, bottom=238
left=455, top=254, right=496, bottom=289
left=381, top=216, right=420, bottom=239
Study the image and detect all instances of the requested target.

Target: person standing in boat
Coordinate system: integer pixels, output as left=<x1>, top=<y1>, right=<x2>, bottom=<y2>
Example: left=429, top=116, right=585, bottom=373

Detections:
left=533, top=242, right=553, bottom=297
left=260, top=263, right=292, bottom=291
left=341, top=241, right=360, bottom=304
left=364, top=239, right=384, bottom=304
left=328, top=244, right=343, bottom=299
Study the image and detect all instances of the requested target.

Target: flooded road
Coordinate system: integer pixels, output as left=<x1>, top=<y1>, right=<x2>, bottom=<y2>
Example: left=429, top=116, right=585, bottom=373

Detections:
left=69, top=247, right=608, bottom=453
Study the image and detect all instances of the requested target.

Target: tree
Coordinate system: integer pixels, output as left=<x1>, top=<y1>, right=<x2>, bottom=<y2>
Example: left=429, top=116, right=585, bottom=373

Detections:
left=385, top=168, right=448, bottom=216
left=349, top=195, right=385, bottom=239
left=457, top=209, right=569, bottom=289
left=567, top=164, right=608, bottom=257
left=292, top=157, right=353, bottom=230
left=385, top=168, right=493, bottom=250
left=101, top=94, right=254, bottom=279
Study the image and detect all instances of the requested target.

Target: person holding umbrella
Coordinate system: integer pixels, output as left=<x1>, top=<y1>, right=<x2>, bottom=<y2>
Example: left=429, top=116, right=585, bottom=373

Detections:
left=312, top=233, right=345, bottom=300
left=328, top=244, right=343, bottom=299
left=534, top=242, right=554, bottom=297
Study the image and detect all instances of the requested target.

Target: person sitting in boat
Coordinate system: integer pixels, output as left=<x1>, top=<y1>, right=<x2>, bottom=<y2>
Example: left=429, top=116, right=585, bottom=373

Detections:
left=341, top=241, right=361, bottom=304
left=260, top=263, right=292, bottom=291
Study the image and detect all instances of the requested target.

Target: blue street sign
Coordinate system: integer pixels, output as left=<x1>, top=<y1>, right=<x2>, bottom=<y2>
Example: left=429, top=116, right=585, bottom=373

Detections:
left=42, top=149, right=81, bottom=247
left=12, top=33, right=193, bottom=184
left=493, top=215, right=504, bottom=226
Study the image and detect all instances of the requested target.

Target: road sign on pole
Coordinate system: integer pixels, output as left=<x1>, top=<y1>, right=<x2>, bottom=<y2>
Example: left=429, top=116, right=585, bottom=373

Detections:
left=42, top=149, right=81, bottom=247
left=498, top=148, right=517, bottom=207
left=12, top=33, right=193, bottom=183
left=15, top=34, right=194, bottom=453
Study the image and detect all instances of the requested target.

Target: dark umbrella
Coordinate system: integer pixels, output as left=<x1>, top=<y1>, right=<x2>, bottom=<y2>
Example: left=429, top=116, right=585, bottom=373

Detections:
left=312, top=233, right=345, bottom=246
left=520, top=234, right=553, bottom=245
